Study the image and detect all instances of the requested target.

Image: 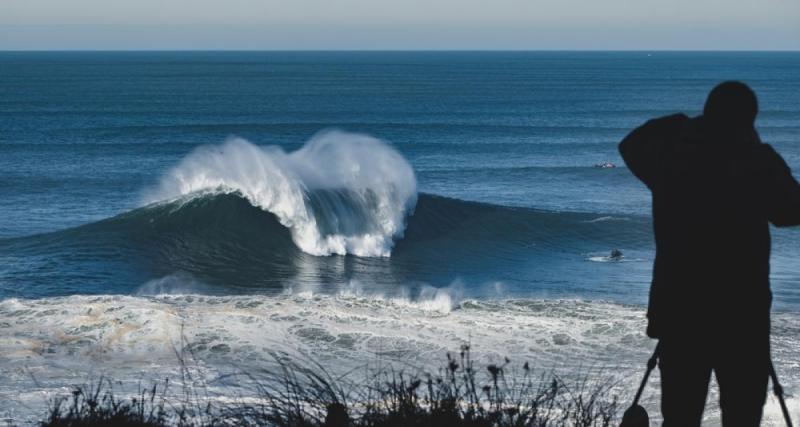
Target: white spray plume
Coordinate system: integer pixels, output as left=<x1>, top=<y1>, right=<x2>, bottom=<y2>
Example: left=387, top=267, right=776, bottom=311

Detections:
left=144, top=130, right=417, bottom=257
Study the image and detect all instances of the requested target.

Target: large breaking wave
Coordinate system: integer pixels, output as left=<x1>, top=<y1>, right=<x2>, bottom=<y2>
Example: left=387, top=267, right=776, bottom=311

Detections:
left=0, top=129, right=664, bottom=298
left=144, top=131, right=417, bottom=257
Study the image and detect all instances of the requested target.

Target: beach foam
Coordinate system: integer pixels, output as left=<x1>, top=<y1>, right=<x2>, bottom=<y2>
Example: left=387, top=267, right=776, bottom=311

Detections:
left=2, top=291, right=797, bottom=424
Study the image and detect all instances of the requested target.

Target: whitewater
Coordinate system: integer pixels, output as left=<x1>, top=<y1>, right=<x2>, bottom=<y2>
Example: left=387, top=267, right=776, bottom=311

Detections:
left=144, top=130, right=417, bottom=257
left=2, top=290, right=799, bottom=424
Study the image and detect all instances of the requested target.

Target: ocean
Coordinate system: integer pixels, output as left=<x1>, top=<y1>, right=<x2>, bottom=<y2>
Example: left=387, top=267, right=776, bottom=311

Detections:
left=1, top=51, right=798, bottom=424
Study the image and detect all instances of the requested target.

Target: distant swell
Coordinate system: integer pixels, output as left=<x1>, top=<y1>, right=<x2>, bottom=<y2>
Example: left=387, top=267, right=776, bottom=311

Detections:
left=144, top=130, right=417, bottom=257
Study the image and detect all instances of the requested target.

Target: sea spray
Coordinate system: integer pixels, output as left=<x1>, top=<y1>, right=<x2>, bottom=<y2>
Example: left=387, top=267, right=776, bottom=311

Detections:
left=144, top=130, right=417, bottom=257
left=331, top=279, right=465, bottom=314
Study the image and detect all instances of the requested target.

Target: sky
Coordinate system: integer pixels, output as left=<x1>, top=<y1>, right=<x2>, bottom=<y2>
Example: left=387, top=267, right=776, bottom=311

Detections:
left=1, top=0, right=798, bottom=50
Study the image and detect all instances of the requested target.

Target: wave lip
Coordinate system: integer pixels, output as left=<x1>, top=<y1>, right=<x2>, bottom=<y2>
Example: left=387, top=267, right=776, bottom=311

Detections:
left=144, top=130, right=417, bottom=257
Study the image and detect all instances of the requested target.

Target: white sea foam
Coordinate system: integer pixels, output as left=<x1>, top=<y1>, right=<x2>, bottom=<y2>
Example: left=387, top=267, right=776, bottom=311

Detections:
left=0, top=293, right=647, bottom=422
left=1, top=293, right=797, bottom=424
left=588, top=255, right=627, bottom=263
left=143, top=130, right=417, bottom=257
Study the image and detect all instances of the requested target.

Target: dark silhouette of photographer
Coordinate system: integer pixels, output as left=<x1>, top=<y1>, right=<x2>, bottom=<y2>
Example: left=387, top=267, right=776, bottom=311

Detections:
left=620, top=81, right=800, bottom=426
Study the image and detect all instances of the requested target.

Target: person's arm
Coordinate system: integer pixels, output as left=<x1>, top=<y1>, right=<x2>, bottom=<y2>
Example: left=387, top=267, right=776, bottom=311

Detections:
left=619, top=114, right=689, bottom=189
left=763, top=145, right=800, bottom=227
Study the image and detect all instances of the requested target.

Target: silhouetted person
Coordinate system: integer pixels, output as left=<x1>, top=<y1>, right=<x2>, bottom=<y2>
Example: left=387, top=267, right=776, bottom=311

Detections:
left=619, top=81, right=800, bottom=426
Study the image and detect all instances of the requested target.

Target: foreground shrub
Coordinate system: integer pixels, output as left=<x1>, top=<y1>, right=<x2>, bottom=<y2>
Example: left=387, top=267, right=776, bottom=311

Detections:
left=39, top=346, right=619, bottom=427
left=41, top=379, right=169, bottom=427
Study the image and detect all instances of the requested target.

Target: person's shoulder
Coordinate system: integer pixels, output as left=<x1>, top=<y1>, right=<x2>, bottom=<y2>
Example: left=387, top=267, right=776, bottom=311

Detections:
left=751, top=143, right=791, bottom=172
left=644, top=113, right=690, bottom=129
left=754, top=143, right=782, bottom=160
left=633, top=114, right=691, bottom=141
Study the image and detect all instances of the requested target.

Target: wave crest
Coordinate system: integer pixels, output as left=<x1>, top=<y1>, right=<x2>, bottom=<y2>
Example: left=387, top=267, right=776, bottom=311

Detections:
left=145, top=131, right=417, bottom=257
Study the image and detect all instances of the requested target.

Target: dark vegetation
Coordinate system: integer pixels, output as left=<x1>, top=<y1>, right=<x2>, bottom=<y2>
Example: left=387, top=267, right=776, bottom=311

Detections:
left=35, top=346, right=620, bottom=427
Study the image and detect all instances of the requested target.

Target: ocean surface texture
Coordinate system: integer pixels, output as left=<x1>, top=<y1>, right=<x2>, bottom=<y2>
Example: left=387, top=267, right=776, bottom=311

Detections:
left=1, top=52, right=798, bottom=424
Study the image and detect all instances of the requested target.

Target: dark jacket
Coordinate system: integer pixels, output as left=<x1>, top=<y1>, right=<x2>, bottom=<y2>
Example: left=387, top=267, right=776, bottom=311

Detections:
left=619, top=114, right=800, bottom=338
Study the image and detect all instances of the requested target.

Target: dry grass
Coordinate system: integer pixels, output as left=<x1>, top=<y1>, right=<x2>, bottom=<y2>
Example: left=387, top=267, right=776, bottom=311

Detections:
left=37, top=345, right=619, bottom=427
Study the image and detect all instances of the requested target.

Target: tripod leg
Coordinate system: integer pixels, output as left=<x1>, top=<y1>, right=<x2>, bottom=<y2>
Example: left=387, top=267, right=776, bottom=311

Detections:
left=769, top=360, right=795, bottom=427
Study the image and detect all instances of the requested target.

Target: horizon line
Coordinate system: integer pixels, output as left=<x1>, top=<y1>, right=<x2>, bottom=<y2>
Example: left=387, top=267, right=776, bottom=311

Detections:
left=1, top=48, right=799, bottom=53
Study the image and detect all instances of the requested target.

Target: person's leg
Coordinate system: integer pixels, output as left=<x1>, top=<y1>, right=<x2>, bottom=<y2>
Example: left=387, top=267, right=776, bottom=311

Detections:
left=715, top=333, right=769, bottom=427
left=659, top=338, right=713, bottom=427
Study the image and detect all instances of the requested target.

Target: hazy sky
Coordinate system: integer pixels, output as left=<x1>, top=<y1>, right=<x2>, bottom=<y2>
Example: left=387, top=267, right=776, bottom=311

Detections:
left=1, top=0, right=798, bottom=50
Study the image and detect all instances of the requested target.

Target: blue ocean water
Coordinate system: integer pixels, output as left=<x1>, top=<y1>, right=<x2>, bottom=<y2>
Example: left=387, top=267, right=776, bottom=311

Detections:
left=2, top=51, right=799, bottom=302
left=1, top=52, right=799, bottom=423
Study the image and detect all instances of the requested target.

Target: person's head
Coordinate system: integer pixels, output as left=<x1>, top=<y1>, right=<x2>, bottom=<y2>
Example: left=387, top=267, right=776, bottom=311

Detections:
left=703, top=81, right=758, bottom=131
